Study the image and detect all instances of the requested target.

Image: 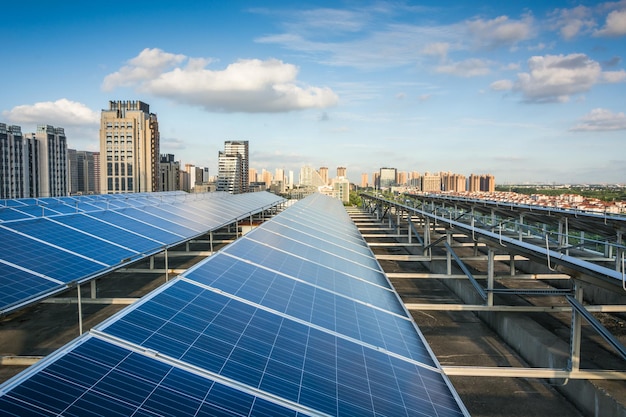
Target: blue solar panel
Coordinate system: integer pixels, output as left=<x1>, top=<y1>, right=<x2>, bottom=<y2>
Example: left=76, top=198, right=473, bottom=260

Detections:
left=0, top=227, right=105, bottom=283
left=52, top=214, right=161, bottom=255
left=0, top=191, right=285, bottom=313
left=3, top=218, right=138, bottom=266
left=0, top=193, right=468, bottom=416
left=185, top=253, right=434, bottom=365
left=0, top=262, right=63, bottom=309
left=99, top=280, right=461, bottom=416
left=246, top=228, right=389, bottom=287
left=0, top=336, right=305, bottom=417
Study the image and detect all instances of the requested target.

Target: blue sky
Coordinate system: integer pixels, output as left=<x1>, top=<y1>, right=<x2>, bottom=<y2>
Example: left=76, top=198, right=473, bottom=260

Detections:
left=2, top=1, right=625, bottom=184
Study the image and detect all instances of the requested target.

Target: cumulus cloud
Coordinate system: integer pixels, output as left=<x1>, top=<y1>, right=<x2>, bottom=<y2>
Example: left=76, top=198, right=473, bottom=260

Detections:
left=102, top=48, right=338, bottom=113
left=466, top=15, right=534, bottom=49
left=436, top=58, right=492, bottom=77
left=549, top=6, right=595, bottom=40
left=570, top=108, right=626, bottom=131
left=594, top=9, right=626, bottom=37
left=2, top=99, right=99, bottom=126
left=490, top=79, right=513, bottom=91
left=492, top=53, right=625, bottom=103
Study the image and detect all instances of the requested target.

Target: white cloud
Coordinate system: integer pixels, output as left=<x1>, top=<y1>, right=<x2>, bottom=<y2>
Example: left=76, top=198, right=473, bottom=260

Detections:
left=102, top=48, right=338, bottom=113
left=2, top=99, right=99, bottom=126
left=495, top=53, right=625, bottom=103
left=490, top=79, right=513, bottom=91
left=594, top=9, right=626, bottom=37
left=102, top=48, right=187, bottom=91
left=436, top=58, right=492, bottom=77
left=549, top=6, right=595, bottom=40
left=570, top=108, right=626, bottom=131
left=466, top=15, right=534, bottom=49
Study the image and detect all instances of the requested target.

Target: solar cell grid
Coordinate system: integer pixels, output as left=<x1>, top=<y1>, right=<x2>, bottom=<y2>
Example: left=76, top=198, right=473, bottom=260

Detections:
left=0, top=336, right=305, bottom=417
left=259, top=221, right=380, bottom=269
left=51, top=215, right=162, bottom=255
left=0, top=262, right=62, bottom=308
left=98, top=280, right=457, bottom=416
left=270, top=214, right=370, bottom=252
left=0, top=227, right=104, bottom=283
left=3, top=218, right=138, bottom=267
left=246, top=228, right=386, bottom=285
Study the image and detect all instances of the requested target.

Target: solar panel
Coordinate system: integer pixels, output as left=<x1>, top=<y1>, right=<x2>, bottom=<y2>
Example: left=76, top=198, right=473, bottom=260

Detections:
left=0, top=193, right=468, bottom=416
left=0, top=191, right=285, bottom=314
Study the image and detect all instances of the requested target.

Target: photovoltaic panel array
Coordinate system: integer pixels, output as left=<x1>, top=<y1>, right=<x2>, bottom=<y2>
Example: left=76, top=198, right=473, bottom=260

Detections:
left=0, top=193, right=469, bottom=416
left=0, top=191, right=284, bottom=315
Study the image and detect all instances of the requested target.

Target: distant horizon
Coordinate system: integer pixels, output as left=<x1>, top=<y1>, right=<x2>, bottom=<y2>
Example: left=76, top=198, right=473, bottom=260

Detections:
left=1, top=1, right=624, bottom=184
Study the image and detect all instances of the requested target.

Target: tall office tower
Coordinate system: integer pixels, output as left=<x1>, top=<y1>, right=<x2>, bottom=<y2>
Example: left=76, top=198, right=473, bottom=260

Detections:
left=217, top=151, right=243, bottom=193
left=223, top=140, right=249, bottom=192
left=100, top=100, right=160, bottom=194
left=34, top=125, right=68, bottom=197
left=299, top=165, right=326, bottom=187
left=421, top=172, right=442, bottom=192
left=361, top=173, right=368, bottom=188
left=337, top=166, right=346, bottom=178
left=159, top=154, right=180, bottom=191
left=318, top=166, right=329, bottom=185
left=0, top=123, right=27, bottom=199
left=68, top=149, right=98, bottom=195
left=481, top=174, right=495, bottom=192
left=373, top=172, right=379, bottom=188
left=379, top=167, right=397, bottom=189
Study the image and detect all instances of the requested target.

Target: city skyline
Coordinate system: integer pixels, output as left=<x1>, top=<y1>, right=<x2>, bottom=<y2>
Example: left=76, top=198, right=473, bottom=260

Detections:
left=1, top=1, right=625, bottom=185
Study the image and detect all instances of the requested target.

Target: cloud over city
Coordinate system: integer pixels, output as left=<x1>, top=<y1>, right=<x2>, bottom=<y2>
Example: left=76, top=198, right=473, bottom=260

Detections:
left=570, top=108, right=626, bottom=131
left=2, top=99, right=99, bottom=126
left=490, top=53, right=626, bottom=102
left=102, top=48, right=338, bottom=113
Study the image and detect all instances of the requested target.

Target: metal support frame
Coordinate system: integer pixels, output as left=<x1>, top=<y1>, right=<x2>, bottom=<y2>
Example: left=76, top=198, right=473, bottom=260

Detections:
left=359, top=194, right=626, bottom=384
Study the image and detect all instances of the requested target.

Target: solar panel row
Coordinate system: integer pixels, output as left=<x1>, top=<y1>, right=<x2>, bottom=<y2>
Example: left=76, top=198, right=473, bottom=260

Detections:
left=0, top=193, right=469, bottom=416
left=0, top=191, right=284, bottom=314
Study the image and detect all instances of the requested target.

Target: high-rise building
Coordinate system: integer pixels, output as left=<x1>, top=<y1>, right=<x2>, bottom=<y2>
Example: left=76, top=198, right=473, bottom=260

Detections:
left=100, top=100, right=160, bottom=194
left=299, top=165, right=326, bottom=187
left=397, top=171, right=407, bottom=186
left=361, top=173, right=368, bottom=188
left=223, top=140, right=249, bottom=193
left=379, top=167, right=397, bottom=189
left=68, top=149, right=98, bottom=195
left=481, top=174, right=495, bottom=192
left=0, top=123, right=28, bottom=199
left=217, top=151, right=243, bottom=193
left=33, top=125, right=68, bottom=197
left=332, top=177, right=350, bottom=203
left=249, top=168, right=257, bottom=184
left=442, top=172, right=466, bottom=192
left=318, top=167, right=329, bottom=185
left=159, top=154, right=180, bottom=191
left=421, top=172, right=441, bottom=192
left=337, top=166, right=346, bottom=177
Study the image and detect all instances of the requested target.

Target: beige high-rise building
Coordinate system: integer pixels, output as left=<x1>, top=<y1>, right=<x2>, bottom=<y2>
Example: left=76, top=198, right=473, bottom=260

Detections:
left=319, top=167, right=329, bottom=185
left=361, top=173, right=368, bottom=188
left=337, top=166, right=346, bottom=177
left=100, top=100, right=160, bottom=193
